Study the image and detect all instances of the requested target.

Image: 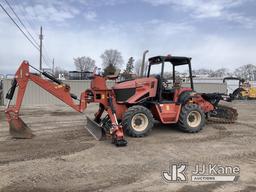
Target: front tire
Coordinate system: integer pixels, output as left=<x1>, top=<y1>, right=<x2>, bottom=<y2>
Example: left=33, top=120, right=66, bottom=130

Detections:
left=178, top=104, right=205, bottom=133
left=122, top=105, right=154, bottom=137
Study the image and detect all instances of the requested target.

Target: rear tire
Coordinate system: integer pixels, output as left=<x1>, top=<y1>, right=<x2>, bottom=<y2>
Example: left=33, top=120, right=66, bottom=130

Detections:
left=122, top=105, right=154, bottom=137
left=178, top=104, right=205, bottom=133
left=232, top=88, right=247, bottom=100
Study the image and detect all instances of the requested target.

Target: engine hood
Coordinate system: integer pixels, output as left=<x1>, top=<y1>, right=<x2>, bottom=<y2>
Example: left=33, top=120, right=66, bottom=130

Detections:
left=113, top=77, right=158, bottom=103
left=113, top=77, right=156, bottom=90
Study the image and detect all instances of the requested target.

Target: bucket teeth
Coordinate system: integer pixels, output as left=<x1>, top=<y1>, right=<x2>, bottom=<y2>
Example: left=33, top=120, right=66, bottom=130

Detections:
left=86, top=116, right=103, bottom=140
left=9, top=117, right=34, bottom=139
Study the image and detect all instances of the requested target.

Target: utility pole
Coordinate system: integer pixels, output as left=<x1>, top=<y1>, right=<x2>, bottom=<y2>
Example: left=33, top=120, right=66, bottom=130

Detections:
left=39, top=26, right=43, bottom=74
left=52, top=58, right=55, bottom=74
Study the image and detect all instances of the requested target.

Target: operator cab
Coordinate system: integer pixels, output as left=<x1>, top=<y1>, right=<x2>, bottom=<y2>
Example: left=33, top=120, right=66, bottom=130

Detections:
left=147, top=55, right=194, bottom=102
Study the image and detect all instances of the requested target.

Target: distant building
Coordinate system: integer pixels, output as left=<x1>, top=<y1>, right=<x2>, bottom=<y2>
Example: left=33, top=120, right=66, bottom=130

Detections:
left=68, top=71, right=93, bottom=80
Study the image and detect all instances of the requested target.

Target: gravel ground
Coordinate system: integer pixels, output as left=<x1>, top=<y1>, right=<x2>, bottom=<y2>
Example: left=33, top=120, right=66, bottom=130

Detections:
left=0, top=101, right=256, bottom=192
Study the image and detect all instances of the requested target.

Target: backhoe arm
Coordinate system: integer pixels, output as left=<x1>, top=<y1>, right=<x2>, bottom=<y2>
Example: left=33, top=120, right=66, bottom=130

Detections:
left=5, top=61, right=88, bottom=138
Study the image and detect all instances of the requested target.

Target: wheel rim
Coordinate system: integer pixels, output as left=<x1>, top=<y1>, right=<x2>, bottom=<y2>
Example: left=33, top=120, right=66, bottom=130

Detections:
left=131, top=113, right=148, bottom=132
left=187, top=111, right=201, bottom=128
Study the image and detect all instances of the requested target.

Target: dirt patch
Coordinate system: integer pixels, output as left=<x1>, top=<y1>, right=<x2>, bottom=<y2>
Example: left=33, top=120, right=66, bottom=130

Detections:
left=176, top=182, right=226, bottom=192
left=19, top=110, right=80, bottom=117
left=150, top=123, right=233, bottom=143
left=0, top=128, right=94, bottom=165
left=211, top=124, right=227, bottom=130
left=0, top=185, right=61, bottom=192
left=235, top=186, right=256, bottom=192
left=0, top=101, right=256, bottom=191
left=50, top=111, right=81, bottom=116
left=236, top=122, right=256, bottom=129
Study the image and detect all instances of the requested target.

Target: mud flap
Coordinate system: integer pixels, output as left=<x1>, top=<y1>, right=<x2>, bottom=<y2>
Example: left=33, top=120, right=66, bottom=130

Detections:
left=86, top=116, right=103, bottom=140
left=9, top=117, right=34, bottom=139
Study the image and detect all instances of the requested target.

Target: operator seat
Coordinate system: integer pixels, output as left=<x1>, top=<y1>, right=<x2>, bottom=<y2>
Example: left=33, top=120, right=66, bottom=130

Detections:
left=106, top=69, right=121, bottom=80
left=162, top=77, right=183, bottom=101
left=155, top=75, right=175, bottom=101
left=162, top=88, right=175, bottom=101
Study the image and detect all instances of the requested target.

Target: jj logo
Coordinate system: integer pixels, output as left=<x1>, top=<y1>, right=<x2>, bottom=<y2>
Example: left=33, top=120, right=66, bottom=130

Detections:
left=162, top=163, right=188, bottom=182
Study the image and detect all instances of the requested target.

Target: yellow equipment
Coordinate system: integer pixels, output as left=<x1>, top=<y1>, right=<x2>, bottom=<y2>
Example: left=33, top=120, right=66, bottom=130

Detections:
left=223, top=77, right=256, bottom=99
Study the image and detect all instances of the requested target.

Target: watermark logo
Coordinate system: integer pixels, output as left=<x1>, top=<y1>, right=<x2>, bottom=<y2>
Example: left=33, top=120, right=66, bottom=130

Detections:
left=162, top=163, right=240, bottom=183
left=191, top=164, right=240, bottom=182
left=162, top=163, right=188, bottom=182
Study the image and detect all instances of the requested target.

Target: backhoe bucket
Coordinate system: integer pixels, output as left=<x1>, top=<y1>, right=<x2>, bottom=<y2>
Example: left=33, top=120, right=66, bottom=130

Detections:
left=9, top=117, right=34, bottom=139
left=86, top=116, right=103, bottom=140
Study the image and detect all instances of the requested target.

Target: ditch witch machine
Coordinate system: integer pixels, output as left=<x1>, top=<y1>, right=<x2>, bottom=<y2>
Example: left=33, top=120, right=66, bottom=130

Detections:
left=5, top=55, right=238, bottom=146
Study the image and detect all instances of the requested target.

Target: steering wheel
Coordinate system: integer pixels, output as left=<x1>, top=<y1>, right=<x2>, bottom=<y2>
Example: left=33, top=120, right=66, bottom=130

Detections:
left=162, top=78, right=168, bottom=89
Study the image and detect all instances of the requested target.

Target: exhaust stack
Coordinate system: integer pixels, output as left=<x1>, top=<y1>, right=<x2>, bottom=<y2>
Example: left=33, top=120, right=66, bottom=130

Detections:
left=140, top=50, right=149, bottom=77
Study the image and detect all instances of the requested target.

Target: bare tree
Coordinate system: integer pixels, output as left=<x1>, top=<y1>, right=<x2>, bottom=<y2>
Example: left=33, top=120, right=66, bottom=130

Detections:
left=192, top=68, right=233, bottom=78
left=134, top=59, right=142, bottom=76
left=74, top=56, right=95, bottom=72
left=210, top=68, right=229, bottom=77
left=101, top=49, right=124, bottom=68
left=192, top=68, right=214, bottom=76
left=234, top=64, right=256, bottom=80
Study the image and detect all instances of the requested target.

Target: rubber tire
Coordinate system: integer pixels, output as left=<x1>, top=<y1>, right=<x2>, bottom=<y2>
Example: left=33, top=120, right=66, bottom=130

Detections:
left=122, top=105, right=154, bottom=137
left=178, top=104, right=205, bottom=133
left=232, top=88, right=246, bottom=100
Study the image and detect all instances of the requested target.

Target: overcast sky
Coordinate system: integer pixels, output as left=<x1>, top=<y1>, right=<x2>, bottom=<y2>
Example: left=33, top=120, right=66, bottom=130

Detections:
left=0, top=0, right=256, bottom=74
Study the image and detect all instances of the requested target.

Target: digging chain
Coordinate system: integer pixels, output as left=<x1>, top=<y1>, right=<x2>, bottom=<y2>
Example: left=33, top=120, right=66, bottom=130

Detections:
left=207, top=105, right=238, bottom=124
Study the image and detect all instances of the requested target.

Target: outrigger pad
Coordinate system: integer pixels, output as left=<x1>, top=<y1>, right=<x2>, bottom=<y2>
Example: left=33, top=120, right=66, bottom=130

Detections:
left=9, top=117, right=34, bottom=139
left=86, top=116, right=103, bottom=140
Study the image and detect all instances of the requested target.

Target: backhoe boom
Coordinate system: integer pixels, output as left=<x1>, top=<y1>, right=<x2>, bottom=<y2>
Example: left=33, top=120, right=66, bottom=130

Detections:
left=5, top=61, right=88, bottom=138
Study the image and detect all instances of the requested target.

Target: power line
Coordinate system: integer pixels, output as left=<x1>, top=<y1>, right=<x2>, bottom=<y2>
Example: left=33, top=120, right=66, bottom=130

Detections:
left=1, top=1, right=52, bottom=69
left=0, top=2, right=40, bottom=51
left=42, top=56, right=52, bottom=69
left=10, top=0, right=54, bottom=69
left=42, top=44, right=52, bottom=63
left=12, top=0, right=39, bottom=40
left=1, top=1, right=66, bottom=72
left=3, top=0, right=39, bottom=47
